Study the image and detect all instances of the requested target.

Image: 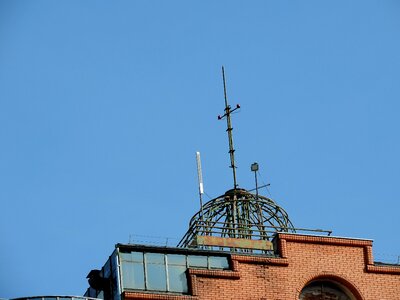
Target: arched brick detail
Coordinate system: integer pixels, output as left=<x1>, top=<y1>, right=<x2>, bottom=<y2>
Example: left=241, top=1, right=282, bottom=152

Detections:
left=295, top=273, right=365, bottom=300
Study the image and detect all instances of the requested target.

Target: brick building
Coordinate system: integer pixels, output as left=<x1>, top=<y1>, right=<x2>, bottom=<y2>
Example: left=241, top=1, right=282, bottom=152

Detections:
left=12, top=219, right=400, bottom=300
left=82, top=230, right=400, bottom=300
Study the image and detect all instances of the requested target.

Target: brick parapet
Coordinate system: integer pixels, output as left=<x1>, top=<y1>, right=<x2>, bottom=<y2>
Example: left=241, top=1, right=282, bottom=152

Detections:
left=123, top=234, right=400, bottom=299
left=278, top=238, right=288, bottom=258
left=364, top=245, right=374, bottom=265
left=277, top=233, right=373, bottom=247
left=276, top=233, right=400, bottom=275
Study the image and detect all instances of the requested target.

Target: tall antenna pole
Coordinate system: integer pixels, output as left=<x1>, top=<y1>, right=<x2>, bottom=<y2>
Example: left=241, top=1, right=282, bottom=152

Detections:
left=196, top=152, right=205, bottom=221
left=218, top=66, right=240, bottom=189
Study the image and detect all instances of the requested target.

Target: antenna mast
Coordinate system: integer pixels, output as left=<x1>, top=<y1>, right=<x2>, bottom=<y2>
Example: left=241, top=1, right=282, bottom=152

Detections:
left=196, top=152, right=205, bottom=220
left=218, top=66, right=240, bottom=189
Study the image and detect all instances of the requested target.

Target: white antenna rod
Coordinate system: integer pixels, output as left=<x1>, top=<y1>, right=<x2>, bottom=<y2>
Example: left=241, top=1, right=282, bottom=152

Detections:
left=196, top=151, right=204, bottom=194
left=196, top=151, right=205, bottom=221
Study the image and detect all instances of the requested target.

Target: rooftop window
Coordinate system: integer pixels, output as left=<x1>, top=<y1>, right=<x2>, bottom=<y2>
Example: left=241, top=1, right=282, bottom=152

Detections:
left=119, top=250, right=229, bottom=294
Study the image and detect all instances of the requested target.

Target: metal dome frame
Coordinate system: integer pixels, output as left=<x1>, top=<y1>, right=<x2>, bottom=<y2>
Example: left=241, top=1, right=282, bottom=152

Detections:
left=178, top=188, right=295, bottom=249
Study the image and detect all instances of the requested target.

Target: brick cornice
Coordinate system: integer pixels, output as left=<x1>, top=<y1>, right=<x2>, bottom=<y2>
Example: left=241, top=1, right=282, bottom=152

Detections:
left=231, top=254, right=289, bottom=266
left=366, top=264, right=400, bottom=274
left=277, top=233, right=373, bottom=247
left=187, top=268, right=240, bottom=279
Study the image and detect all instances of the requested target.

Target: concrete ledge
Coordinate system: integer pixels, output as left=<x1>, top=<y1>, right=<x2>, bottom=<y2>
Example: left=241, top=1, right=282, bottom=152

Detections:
left=124, top=291, right=198, bottom=300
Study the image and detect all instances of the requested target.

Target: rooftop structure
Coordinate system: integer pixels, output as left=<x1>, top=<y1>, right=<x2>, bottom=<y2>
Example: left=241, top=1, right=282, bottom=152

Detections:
left=11, top=68, right=400, bottom=300
left=178, top=67, right=299, bottom=253
left=81, top=233, right=400, bottom=300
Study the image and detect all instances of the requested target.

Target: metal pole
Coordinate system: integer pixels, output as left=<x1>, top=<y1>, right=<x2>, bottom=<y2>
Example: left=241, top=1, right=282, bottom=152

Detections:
left=222, top=66, right=238, bottom=189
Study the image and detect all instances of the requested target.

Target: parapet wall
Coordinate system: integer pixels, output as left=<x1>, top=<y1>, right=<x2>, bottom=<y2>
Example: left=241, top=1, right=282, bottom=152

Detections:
left=124, top=233, right=400, bottom=300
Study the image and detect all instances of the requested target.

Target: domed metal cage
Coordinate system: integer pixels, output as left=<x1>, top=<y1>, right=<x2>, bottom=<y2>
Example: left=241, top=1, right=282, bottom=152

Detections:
left=178, top=188, right=295, bottom=251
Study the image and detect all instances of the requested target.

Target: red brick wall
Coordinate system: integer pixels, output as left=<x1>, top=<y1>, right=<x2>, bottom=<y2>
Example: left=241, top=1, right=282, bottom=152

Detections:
left=124, top=233, right=400, bottom=300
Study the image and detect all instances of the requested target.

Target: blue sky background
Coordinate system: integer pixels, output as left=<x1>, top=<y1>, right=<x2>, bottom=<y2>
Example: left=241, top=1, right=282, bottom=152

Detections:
left=1, top=0, right=400, bottom=298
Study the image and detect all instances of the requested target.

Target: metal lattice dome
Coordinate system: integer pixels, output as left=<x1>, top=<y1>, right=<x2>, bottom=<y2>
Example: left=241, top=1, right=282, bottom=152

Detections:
left=178, top=188, right=295, bottom=249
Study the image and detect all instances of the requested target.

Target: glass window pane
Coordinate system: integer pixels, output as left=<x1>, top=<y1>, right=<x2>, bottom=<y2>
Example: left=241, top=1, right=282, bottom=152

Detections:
left=120, top=251, right=143, bottom=262
left=145, top=253, right=164, bottom=264
left=121, top=261, right=145, bottom=290
left=85, top=288, right=96, bottom=298
left=131, top=252, right=144, bottom=262
left=209, top=256, right=229, bottom=269
left=120, top=252, right=131, bottom=261
left=188, top=255, right=208, bottom=268
left=146, top=263, right=167, bottom=291
left=168, top=265, right=188, bottom=293
left=167, top=254, right=186, bottom=266
left=97, top=291, right=104, bottom=299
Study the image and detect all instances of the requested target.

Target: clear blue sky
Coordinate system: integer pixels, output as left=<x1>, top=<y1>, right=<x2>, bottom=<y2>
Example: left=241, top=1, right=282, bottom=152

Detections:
left=1, top=0, right=400, bottom=298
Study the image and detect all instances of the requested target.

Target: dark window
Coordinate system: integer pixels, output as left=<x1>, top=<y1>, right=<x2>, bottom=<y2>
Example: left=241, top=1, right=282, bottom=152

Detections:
left=300, top=281, right=353, bottom=300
